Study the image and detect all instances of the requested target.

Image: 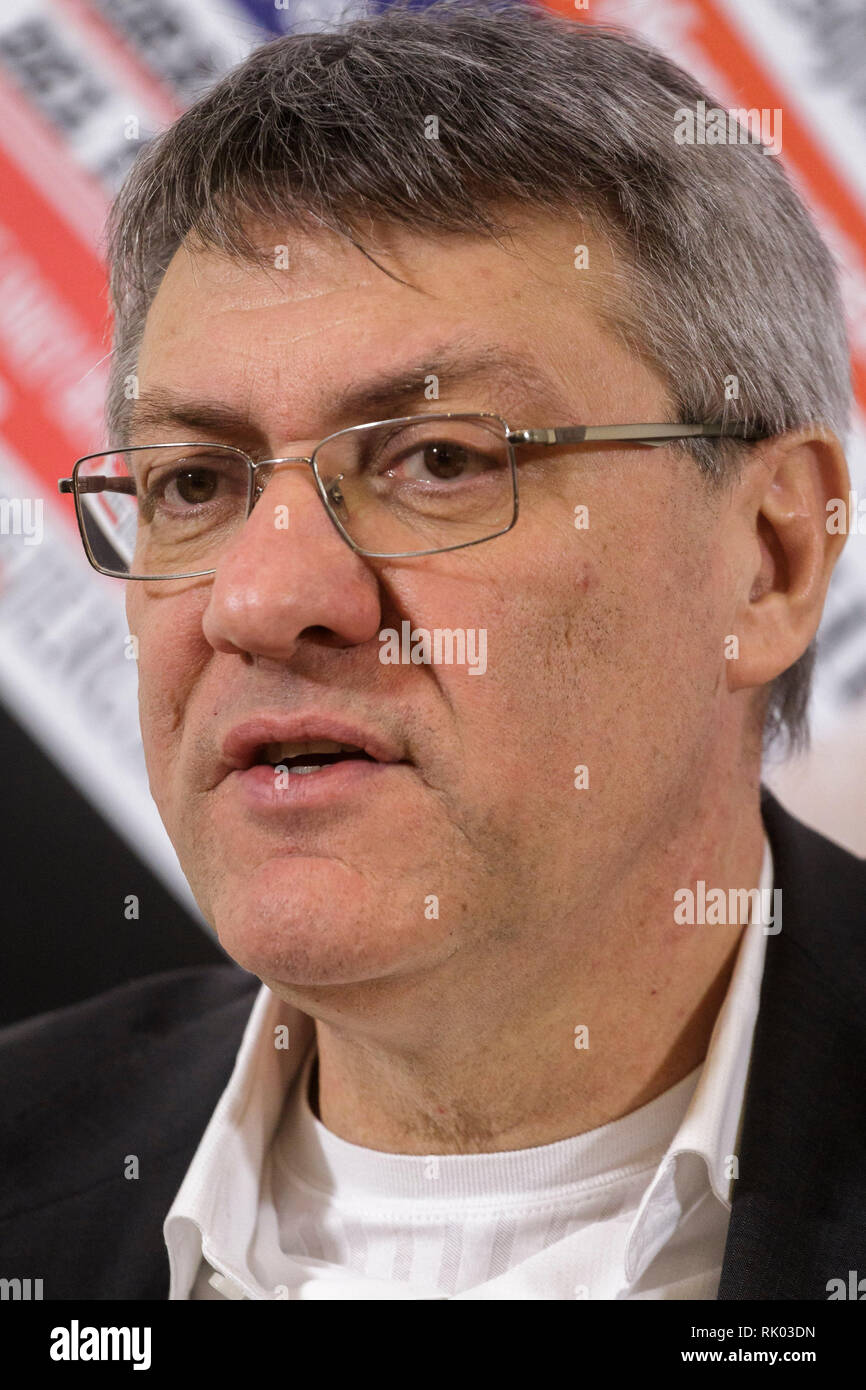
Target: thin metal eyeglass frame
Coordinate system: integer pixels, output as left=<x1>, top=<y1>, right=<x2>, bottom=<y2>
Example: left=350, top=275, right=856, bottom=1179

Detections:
left=57, top=411, right=766, bottom=579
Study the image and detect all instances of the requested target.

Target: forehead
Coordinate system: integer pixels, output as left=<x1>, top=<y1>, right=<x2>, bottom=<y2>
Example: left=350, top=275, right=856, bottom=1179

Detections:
left=133, top=213, right=666, bottom=440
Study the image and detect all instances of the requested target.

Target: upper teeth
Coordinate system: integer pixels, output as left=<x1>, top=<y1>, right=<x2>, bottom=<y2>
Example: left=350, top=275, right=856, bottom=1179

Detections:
left=264, top=740, right=362, bottom=762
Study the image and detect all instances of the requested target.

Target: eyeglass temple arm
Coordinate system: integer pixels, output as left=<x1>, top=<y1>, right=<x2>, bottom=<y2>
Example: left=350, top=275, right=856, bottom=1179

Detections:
left=507, top=423, right=765, bottom=449
left=58, top=477, right=137, bottom=495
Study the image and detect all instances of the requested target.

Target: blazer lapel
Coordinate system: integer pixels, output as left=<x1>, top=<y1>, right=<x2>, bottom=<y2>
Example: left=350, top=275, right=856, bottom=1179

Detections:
left=718, top=792, right=866, bottom=1299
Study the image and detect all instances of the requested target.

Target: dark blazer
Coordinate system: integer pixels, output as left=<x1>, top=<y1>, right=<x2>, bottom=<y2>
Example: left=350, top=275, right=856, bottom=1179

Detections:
left=1, top=791, right=863, bottom=1300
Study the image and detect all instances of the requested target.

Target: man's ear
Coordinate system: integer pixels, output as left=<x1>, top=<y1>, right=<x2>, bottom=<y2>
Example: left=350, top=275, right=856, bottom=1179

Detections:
left=726, top=427, right=850, bottom=694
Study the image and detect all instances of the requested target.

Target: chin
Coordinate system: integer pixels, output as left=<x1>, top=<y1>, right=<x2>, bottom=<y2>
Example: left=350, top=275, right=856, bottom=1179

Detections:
left=205, top=852, right=436, bottom=989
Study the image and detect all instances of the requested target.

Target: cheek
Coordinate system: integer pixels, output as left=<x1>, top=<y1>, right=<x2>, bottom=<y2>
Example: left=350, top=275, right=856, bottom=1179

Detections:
left=480, top=507, right=719, bottom=752
left=403, top=553, right=602, bottom=811
left=129, top=593, right=208, bottom=788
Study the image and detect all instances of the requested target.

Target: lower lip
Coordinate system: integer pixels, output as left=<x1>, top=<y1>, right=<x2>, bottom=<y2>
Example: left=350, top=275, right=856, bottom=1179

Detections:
left=225, top=758, right=405, bottom=809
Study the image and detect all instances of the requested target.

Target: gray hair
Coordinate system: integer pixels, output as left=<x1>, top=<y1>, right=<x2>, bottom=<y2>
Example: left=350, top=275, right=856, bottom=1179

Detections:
left=105, top=0, right=852, bottom=752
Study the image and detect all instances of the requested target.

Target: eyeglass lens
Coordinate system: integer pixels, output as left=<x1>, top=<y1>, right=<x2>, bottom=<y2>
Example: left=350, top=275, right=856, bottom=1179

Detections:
left=74, top=416, right=516, bottom=576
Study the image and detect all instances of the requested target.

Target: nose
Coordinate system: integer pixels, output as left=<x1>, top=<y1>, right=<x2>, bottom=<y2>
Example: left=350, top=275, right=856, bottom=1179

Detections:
left=201, top=454, right=383, bottom=661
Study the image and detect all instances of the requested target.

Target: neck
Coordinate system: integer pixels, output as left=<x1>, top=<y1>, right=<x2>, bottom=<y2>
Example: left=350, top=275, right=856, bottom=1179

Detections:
left=288, top=788, right=766, bottom=1155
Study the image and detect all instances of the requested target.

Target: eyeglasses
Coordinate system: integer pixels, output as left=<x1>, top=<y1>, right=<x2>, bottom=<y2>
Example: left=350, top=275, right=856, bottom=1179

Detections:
left=57, top=411, right=764, bottom=580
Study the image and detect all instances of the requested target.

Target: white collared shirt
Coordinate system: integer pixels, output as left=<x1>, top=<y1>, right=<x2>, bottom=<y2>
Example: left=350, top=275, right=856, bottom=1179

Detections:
left=165, top=839, right=773, bottom=1300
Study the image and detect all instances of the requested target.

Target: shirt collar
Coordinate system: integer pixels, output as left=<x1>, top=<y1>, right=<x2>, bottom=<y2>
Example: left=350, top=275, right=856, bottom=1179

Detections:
left=623, top=834, right=774, bottom=1284
left=164, top=983, right=314, bottom=1300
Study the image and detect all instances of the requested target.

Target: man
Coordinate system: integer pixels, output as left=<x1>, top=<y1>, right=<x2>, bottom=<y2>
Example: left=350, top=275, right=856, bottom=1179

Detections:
left=2, top=0, right=863, bottom=1301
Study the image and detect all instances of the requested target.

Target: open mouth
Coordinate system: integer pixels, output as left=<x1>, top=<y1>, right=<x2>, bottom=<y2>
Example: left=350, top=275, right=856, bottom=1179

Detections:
left=259, top=740, right=378, bottom=776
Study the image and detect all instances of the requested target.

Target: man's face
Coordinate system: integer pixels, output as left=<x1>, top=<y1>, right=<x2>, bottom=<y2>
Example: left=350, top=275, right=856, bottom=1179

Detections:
left=128, top=213, right=735, bottom=998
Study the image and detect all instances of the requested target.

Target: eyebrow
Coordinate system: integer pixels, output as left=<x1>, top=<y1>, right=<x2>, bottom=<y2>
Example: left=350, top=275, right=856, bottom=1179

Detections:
left=127, top=343, right=562, bottom=445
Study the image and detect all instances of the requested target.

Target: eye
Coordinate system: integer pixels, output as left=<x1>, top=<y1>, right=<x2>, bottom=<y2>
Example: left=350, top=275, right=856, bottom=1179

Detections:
left=388, top=438, right=496, bottom=484
left=165, top=466, right=221, bottom=507
left=142, top=456, right=245, bottom=517
left=406, top=441, right=467, bottom=480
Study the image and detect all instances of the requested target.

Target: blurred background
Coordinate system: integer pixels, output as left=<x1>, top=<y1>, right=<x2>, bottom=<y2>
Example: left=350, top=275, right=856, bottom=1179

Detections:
left=0, top=0, right=863, bottom=1026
